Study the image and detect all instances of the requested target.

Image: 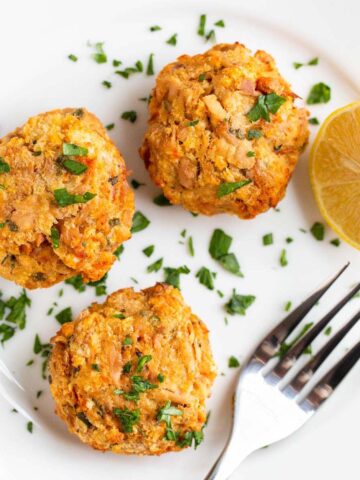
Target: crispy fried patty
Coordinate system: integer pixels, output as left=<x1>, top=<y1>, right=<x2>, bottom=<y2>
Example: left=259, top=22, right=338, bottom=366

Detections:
left=140, top=43, right=309, bottom=218
left=0, top=108, right=134, bottom=288
left=49, top=283, right=217, bottom=455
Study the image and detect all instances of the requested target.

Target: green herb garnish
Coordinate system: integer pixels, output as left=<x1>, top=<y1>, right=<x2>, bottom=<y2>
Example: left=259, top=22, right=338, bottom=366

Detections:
left=263, top=233, right=273, bottom=246
left=114, top=244, right=124, bottom=259
left=106, top=123, right=115, bottom=131
left=187, top=119, right=199, bottom=127
left=50, top=226, right=60, bottom=249
left=307, top=82, right=331, bottom=104
left=247, top=129, right=262, bottom=140
left=157, top=373, right=165, bottom=382
left=228, top=356, right=240, bottom=368
left=225, top=290, right=255, bottom=315
left=330, top=238, right=340, bottom=247
left=198, top=14, right=206, bottom=36
left=196, top=267, right=215, bottom=290
left=146, top=53, right=154, bottom=76
left=143, top=245, right=154, bottom=257
left=214, top=19, right=225, bottom=27
left=188, top=236, right=195, bottom=257
left=27, top=421, right=33, bottom=433
left=324, top=326, right=332, bottom=336
left=60, top=158, right=88, bottom=175
left=55, top=307, right=72, bottom=325
left=163, top=265, right=190, bottom=289
left=62, top=143, right=88, bottom=156
left=121, top=111, right=137, bottom=123
left=309, top=117, right=320, bottom=125
left=122, top=336, right=133, bottom=346
left=280, top=249, right=288, bottom=267
left=136, top=354, right=152, bottom=372
left=65, top=274, right=85, bottom=292
left=209, top=229, right=243, bottom=276
left=91, top=363, right=100, bottom=371
left=90, top=42, right=107, bottom=64
left=276, top=323, right=313, bottom=358
left=310, top=222, right=325, bottom=241
left=217, top=180, right=251, bottom=198
left=293, top=57, right=318, bottom=69
left=284, top=301, right=292, bottom=312
left=131, top=179, right=145, bottom=189
left=166, top=34, right=178, bottom=46
left=153, top=193, right=171, bottom=206
left=198, top=73, right=206, bottom=81
left=147, top=258, right=163, bottom=273
left=0, top=158, right=10, bottom=173
left=68, top=54, right=78, bottom=62
left=113, top=407, right=140, bottom=433
left=54, top=188, right=96, bottom=207
left=246, top=151, right=255, bottom=157
left=131, top=211, right=150, bottom=233
left=102, top=80, right=112, bottom=89
left=247, top=93, right=286, bottom=122
left=150, top=25, right=161, bottom=31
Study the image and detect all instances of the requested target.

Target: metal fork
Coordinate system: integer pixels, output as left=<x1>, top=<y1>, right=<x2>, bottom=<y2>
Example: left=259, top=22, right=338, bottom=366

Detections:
left=205, top=263, right=360, bottom=480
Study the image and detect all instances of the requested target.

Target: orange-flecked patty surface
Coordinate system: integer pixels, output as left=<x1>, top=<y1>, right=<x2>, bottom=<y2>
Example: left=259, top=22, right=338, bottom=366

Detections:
left=0, top=108, right=134, bottom=288
left=49, top=284, right=217, bottom=455
left=140, top=43, right=309, bottom=218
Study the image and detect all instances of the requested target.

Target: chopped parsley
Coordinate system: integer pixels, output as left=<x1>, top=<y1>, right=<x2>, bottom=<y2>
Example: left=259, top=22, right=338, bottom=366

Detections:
left=113, top=313, right=126, bottom=319
left=131, top=211, right=150, bottom=233
left=122, top=336, right=133, bottom=346
left=112, top=59, right=122, bottom=67
left=65, top=274, right=86, bottom=292
left=53, top=188, right=96, bottom=207
left=131, top=179, right=145, bottom=189
left=198, top=73, right=206, bottom=81
left=187, top=119, right=199, bottom=127
left=153, top=193, right=171, bottom=206
left=90, top=42, right=107, bottom=64
left=188, top=236, right=195, bottom=257
left=157, top=373, right=165, bottom=383
left=286, top=237, right=293, bottom=243
left=309, top=117, right=320, bottom=125
left=88, top=273, right=108, bottom=296
left=225, top=291, right=256, bottom=315
left=150, top=25, right=161, bottom=31
left=33, top=334, right=52, bottom=379
left=310, top=222, right=325, bottom=241
left=59, top=158, right=88, bottom=175
left=246, top=151, right=255, bottom=157
left=280, top=249, right=288, bottom=267
left=209, top=229, right=243, bottom=276
left=228, top=356, right=240, bottom=368
left=330, top=238, right=340, bottom=247
left=166, top=34, right=178, bottom=46
left=146, top=53, right=155, bottom=76
left=197, top=14, right=207, bottom=36
left=217, top=180, right=252, bottom=198
left=247, top=129, right=262, bottom=140
left=247, top=93, right=286, bottom=122
left=324, top=326, right=332, bottom=336
left=106, top=123, right=115, bottom=131
left=114, top=244, right=124, bottom=259
left=263, top=233, right=273, bottom=246
left=205, top=30, right=216, bottom=42
left=123, top=361, right=132, bottom=374
left=143, top=245, right=154, bottom=257
left=62, top=143, right=88, bottom=156
left=214, top=19, right=225, bottom=27
left=196, top=267, right=215, bottom=290
left=0, top=158, right=10, bottom=173
left=68, top=54, right=78, bottom=62
left=293, top=57, right=318, bottom=69
left=307, top=82, right=331, bottom=104
left=27, top=421, right=33, bottom=433
left=177, top=430, right=204, bottom=449
left=157, top=401, right=183, bottom=441
left=284, top=301, right=292, bottom=312
left=121, top=110, right=137, bottom=123
left=50, top=226, right=60, bottom=249
left=102, top=80, right=112, bottom=89
left=136, top=354, right=152, bottom=372
left=113, top=407, right=140, bottom=433
left=55, top=307, right=72, bottom=325
left=5, top=289, right=31, bottom=330
left=276, top=322, right=313, bottom=358
left=147, top=258, right=163, bottom=273
left=115, top=61, right=143, bottom=78
left=163, top=265, right=190, bottom=289
left=91, top=363, right=100, bottom=371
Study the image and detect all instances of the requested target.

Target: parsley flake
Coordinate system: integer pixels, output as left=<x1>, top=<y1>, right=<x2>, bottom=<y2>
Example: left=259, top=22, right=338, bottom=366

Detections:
left=217, top=180, right=252, bottom=198
left=131, top=211, right=150, bottom=233
left=121, top=111, right=137, bottom=123
left=196, top=267, right=215, bottom=290
left=166, top=34, right=178, bottom=46
left=53, top=188, right=96, bottom=207
left=307, top=82, right=331, bottom=104
left=310, top=222, right=325, bottom=241
left=225, top=290, right=256, bottom=315
left=247, top=93, right=286, bottom=122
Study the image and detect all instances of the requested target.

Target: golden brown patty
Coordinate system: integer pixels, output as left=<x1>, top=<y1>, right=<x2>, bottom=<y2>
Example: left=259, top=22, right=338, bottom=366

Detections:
left=49, top=283, right=217, bottom=455
left=140, top=43, right=309, bottom=218
left=0, top=108, right=134, bottom=288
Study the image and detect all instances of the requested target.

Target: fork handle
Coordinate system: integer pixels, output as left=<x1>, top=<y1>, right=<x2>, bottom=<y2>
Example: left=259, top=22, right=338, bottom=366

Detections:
left=204, top=441, right=252, bottom=480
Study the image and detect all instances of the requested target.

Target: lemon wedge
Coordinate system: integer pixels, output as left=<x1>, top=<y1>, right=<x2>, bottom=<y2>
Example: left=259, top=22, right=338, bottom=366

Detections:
left=310, top=101, right=360, bottom=250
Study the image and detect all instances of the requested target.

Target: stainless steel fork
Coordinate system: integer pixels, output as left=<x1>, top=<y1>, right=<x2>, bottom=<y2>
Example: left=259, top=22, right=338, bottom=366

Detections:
left=206, top=263, right=360, bottom=480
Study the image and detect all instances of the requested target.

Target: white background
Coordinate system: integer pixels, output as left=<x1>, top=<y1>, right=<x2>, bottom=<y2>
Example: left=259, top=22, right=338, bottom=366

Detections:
left=0, top=0, right=360, bottom=479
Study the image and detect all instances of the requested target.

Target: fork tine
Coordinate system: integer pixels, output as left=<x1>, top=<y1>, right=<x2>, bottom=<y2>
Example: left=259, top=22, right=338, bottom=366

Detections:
left=287, top=309, right=360, bottom=393
left=299, top=340, right=360, bottom=412
left=271, top=283, right=360, bottom=379
left=252, top=263, right=349, bottom=364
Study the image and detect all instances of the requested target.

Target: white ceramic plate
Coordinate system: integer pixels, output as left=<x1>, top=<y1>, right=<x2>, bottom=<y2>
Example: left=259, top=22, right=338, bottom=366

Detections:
left=1, top=1, right=360, bottom=479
